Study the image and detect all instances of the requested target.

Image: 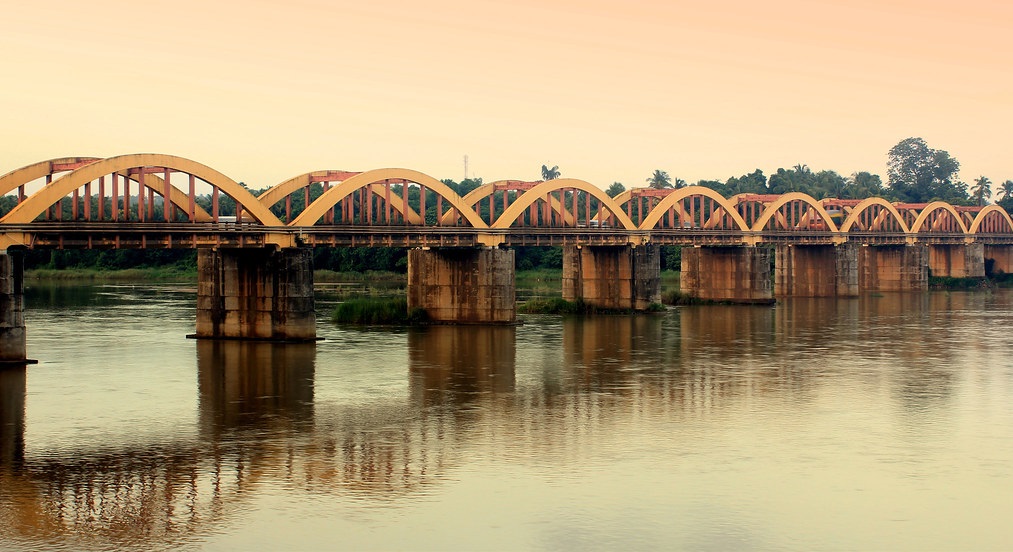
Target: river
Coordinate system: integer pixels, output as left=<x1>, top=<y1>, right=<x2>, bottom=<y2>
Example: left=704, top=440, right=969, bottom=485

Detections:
left=2, top=284, right=1012, bottom=550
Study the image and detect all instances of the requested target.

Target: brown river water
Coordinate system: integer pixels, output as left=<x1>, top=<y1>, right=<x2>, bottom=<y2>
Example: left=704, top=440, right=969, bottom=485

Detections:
left=2, top=284, right=1012, bottom=550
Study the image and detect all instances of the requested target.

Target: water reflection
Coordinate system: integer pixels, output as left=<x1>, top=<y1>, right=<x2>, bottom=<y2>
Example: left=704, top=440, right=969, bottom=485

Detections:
left=0, top=366, right=26, bottom=470
left=197, top=340, right=316, bottom=432
left=4, top=290, right=1013, bottom=550
left=408, top=325, right=516, bottom=405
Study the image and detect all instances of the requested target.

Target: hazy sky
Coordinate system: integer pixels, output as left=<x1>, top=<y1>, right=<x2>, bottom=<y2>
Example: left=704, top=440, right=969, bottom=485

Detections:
left=3, top=0, right=1011, bottom=191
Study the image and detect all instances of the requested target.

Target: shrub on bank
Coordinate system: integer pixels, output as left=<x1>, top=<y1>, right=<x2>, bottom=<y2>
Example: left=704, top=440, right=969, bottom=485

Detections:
left=332, top=297, right=429, bottom=325
left=518, top=297, right=665, bottom=315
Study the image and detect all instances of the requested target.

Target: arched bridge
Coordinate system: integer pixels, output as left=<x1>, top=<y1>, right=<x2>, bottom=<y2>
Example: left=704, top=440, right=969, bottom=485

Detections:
left=3, top=154, right=1013, bottom=250
left=2, top=154, right=1012, bottom=361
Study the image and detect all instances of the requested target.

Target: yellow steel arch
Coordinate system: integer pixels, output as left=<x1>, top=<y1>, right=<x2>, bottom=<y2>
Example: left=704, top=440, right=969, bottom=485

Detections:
left=0, top=157, right=214, bottom=222
left=968, top=205, right=1013, bottom=234
left=909, top=201, right=969, bottom=234
left=0, top=154, right=280, bottom=226
left=0, top=157, right=101, bottom=196
left=443, top=181, right=515, bottom=225
left=750, top=192, right=840, bottom=233
left=261, top=171, right=422, bottom=224
left=443, top=180, right=576, bottom=226
left=638, top=186, right=749, bottom=231
left=290, top=168, right=486, bottom=228
left=838, top=198, right=910, bottom=233
left=491, top=179, right=636, bottom=230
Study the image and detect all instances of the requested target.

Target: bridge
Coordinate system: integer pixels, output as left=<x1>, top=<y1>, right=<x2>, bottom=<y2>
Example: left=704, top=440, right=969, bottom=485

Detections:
left=2, top=153, right=1013, bottom=362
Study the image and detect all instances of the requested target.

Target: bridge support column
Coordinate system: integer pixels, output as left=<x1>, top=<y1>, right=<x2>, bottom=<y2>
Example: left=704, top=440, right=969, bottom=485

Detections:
left=0, top=251, right=27, bottom=364
left=858, top=244, right=928, bottom=291
left=984, top=245, right=1013, bottom=276
left=407, top=248, right=515, bottom=324
left=928, top=243, right=985, bottom=278
left=681, top=246, right=773, bottom=304
left=195, top=247, right=316, bottom=341
left=774, top=243, right=858, bottom=297
left=562, top=245, right=660, bottom=310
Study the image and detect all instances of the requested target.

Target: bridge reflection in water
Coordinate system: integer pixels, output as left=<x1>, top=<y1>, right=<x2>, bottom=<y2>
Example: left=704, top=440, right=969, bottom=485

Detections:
left=0, top=293, right=1009, bottom=548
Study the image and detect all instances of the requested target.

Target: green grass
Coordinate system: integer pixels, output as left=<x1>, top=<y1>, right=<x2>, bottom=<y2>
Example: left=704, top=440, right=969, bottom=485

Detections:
left=331, top=297, right=429, bottom=325
left=26, top=267, right=196, bottom=281
left=518, top=297, right=665, bottom=315
left=314, top=270, right=407, bottom=283
left=928, top=276, right=992, bottom=290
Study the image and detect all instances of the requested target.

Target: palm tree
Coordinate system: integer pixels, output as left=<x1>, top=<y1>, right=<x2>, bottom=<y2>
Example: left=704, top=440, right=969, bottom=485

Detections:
left=646, top=169, right=672, bottom=189
left=971, top=176, right=992, bottom=206
left=541, top=165, right=560, bottom=181
left=999, top=179, right=1013, bottom=200
left=674, top=177, right=687, bottom=189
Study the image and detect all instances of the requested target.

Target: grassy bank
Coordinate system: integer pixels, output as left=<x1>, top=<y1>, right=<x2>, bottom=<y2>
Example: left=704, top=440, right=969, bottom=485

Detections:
left=26, top=267, right=197, bottom=281
left=518, top=297, right=665, bottom=315
left=332, top=297, right=429, bottom=325
left=928, top=276, right=994, bottom=291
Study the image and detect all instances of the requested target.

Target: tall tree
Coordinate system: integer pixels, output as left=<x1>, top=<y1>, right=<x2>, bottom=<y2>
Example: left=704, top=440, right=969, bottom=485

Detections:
left=887, top=137, right=967, bottom=203
left=540, top=164, right=560, bottom=180
left=605, top=182, right=626, bottom=198
left=971, top=176, right=993, bottom=206
left=646, top=169, right=672, bottom=189
left=847, top=172, right=887, bottom=199
left=996, top=179, right=1013, bottom=212
left=674, top=177, right=687, bottom=189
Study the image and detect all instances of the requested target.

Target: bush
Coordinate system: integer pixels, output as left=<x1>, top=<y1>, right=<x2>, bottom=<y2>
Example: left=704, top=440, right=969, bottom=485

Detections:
left=332, top=297, right=429, bottom=325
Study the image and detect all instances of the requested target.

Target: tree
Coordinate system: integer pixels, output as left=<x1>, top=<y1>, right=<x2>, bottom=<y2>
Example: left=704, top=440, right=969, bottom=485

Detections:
left=971, top=176, right=993, bottom=206
left=674, top=177, right=687, bottom=189
left=996, top=180, right=1013, bottom=212
left=847, top=172, right=887, bottom=199
left=646, top=170, right=672, bottom=189
left=724, top=169, right=767, bottom=195
left=605, top=182, right=625, bottom=198
left=887, top=137, right=967, bottom=203
left=541, top=165, right=560, bottom=180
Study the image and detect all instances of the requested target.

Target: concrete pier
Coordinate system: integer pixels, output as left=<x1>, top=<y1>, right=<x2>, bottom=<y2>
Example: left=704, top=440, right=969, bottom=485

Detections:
left=681, top=246, right=773, bottom=303
left=928, top=243, right=985, bottom=278
left=984, top=245, right=1013, bottom=276
left=775, top=243, right=859, bottom=297
left=195, top=247, right=316, bottom=341
left=857, top=244, right=928, bottom=291
left=562, top=245, right=660, bottom=310
left=407, top=248, right=515, bottom=324
left=0, top=252, right=26, bottom=364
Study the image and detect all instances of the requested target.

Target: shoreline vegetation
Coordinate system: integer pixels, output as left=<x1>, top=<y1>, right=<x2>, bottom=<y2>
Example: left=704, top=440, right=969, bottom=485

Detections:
left=22, top=267, right=1013, bottom=326
left=25, top=266, right=1013, bottom=291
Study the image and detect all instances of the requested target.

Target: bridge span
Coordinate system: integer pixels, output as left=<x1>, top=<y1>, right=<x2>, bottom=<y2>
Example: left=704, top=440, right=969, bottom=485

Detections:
left=3, top=154, right=1013, bottom=362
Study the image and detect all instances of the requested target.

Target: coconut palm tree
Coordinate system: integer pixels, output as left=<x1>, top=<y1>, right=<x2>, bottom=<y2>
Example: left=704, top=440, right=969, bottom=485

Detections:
left=999, top=179, right=1013, bottom=200
left=541, top=165, right=561, bottom=180
left=646, top=169, right=672, bottom=189
left=971, top=176, right=992, bottom=206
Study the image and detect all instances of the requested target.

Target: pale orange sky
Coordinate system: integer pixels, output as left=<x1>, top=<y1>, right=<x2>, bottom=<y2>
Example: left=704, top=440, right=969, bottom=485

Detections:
left=2, top=0, right=1011, bottom=191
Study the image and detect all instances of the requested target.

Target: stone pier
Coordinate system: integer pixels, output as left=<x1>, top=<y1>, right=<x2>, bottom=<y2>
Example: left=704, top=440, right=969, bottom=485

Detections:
left=928, top=243, right=985, bottom=278
left=562, top=245, right=660, bottom=310
left=681, top=246, right=773, bottom=303
left=407, top=248, right=515, bottom=324
left=857, top=244, right=928, bottom=291
left=0, top=251, right=26, bottom=364
left=774, top=243, right=859, bottom=297
left=984, top=245, right=1013, bottom=276
left=195, top=247, right=316, bottom=341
